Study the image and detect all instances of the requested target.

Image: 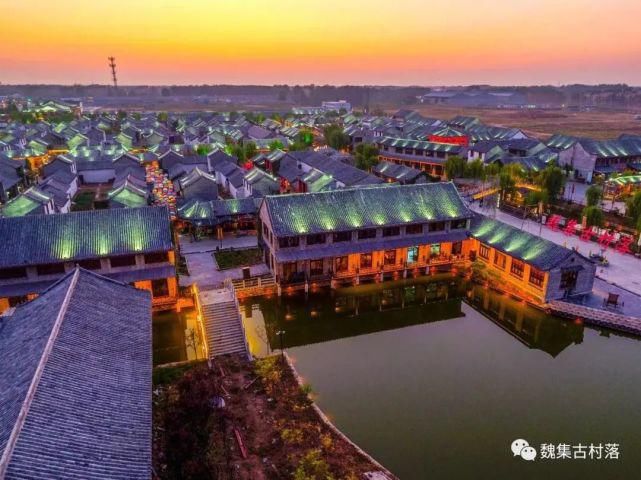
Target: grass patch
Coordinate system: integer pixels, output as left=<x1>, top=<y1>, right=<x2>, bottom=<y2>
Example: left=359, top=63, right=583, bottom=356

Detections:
left=71, top=191, right=95, bottom=211
left=214, top=247, right=262, bottom=270
left=153, top=360, right=205, bottom=386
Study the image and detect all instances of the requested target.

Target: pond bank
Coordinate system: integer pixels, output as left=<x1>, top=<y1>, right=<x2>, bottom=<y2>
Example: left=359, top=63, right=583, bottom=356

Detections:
left=153, top=354, right=394, bottom=479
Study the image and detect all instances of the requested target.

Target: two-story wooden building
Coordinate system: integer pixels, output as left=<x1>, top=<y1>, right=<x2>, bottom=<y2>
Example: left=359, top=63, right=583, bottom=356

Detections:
left=258, top=183, right=474, bottom=289
left=469, top=216, right=596, bottom=303
left=0, top=206, right=177, bottom=312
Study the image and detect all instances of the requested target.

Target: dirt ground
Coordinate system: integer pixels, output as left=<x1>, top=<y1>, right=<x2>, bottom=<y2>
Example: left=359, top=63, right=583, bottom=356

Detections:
left=153, top=355, right=389, bottom=480
left=382, top=104, right=641, bottom=140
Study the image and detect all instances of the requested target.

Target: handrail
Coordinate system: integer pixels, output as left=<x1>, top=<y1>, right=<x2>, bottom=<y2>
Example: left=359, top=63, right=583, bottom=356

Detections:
left=225, top=280, right=252, bottom=361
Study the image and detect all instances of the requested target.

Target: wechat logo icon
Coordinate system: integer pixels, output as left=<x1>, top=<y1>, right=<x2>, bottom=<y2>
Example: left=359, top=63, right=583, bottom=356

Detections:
left=511, top=439, right=537, bottom=461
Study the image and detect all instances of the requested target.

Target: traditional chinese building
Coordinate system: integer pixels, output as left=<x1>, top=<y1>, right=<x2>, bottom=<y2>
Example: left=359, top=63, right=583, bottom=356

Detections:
left=0, top=206, right=177, bottom=312
left=376, top=137, right=463, bottom=179
left=0, top=268, right=152, bottom=479
left=469, top=216, right=596, bottom=303
left=258, top=183, right=474, bottom=289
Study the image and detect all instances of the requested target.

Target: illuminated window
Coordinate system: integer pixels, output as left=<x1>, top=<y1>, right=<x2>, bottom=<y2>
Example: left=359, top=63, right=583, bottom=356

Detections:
left=452, top=241, right=463, bottom=256
left=407, top=246, right=419, bottom=264
left=510, top=259, right=525, bottom=278
left=360, top=253, right=373, bottom=269
left=529, top=268, right=545, bottom=288
left=479, top=244, right=490, bottom=260
left=310, top=259, right=324, bottom=276
left=493, top=252, right=506, bottom=269
left=430, top=244, right=441, bottom=256
left=335, top=256, right=348, bottom=273
left=383, top=250, right=396, bottom=266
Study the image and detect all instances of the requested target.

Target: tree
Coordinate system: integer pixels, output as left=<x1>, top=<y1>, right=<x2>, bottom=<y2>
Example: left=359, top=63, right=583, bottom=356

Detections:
left=626, top=191, right=641, bottom=227
left=525, top=189, right=548, bottom=208
left=244, top=142, right=257, bottom=160
left=354, top=143, right=379, bottom=170
left=157, top=111, right=168, bottom=123
left=464, top=159, right=486, bottom=180
left=585, top=185, right=603, bottom=207
left=195, top=144, right=213, bottom=156
left=539, top=165, right=566, bottom=202
left=499, top=171, right=516, bottom=201
left=268, top=140, right=284, bottom=151
left=444, top=156, right=466, bottom=180
left=231, top=144, right=246, bottom=163
left=582, top=206, right=605, bottom=227
left=322, top=124, right=350, bottom=150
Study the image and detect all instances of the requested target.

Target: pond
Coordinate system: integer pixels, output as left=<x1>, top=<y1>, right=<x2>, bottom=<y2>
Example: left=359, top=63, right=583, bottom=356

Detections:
left=153, top=307, right=202, bottom=365
left=240, top=276, right=641, bottom=479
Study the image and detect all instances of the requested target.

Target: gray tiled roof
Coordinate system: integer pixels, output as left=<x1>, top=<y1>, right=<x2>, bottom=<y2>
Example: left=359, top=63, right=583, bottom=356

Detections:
left=0, top=206, right=173, bottom=268
left=264, top=183, right=471, bottom=237
left=470, top=215, right=583, bottom=270
left=0, top=268, right=152, bottom=479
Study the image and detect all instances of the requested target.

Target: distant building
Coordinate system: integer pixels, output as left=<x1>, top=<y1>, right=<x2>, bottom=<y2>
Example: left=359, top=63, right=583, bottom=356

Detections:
left=547, top=134, right=641, bottom=182
left=376, top=137, right=463, bottom=179
left=372, top=161, right=429, bottom=184
left=0, top=268, right=151, bottom=479
left=321, top=100, right=352, bottom=112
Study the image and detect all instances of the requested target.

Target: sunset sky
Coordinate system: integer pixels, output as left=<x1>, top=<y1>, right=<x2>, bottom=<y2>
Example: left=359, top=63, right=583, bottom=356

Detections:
left=2, top=0, right=640, bottom=86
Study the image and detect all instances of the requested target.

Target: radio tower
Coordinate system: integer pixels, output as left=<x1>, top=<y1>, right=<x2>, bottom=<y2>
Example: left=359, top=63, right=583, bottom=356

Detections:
left=108, top=56, right=118, bottom=89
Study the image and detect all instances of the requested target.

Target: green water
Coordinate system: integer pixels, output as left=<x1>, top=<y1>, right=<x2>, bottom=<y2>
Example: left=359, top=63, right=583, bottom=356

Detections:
left=240, top=276, right=641, bottom=480
left=153, top=308, right=198, bottom=365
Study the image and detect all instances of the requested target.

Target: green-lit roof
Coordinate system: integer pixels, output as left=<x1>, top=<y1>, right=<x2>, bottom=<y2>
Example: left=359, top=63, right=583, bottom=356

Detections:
left=379, top=137, right=461, bottom=153
left=608, top=175, right=641, bottom=186
left=0, top=206, right=172, bottom=268
left=108, top=184, right=148, bottom=208
left=470, top=216, right=576, bottom=271
left=264, top=183, right=470, bottom=236
left=2, top=192, right=48, bottom=217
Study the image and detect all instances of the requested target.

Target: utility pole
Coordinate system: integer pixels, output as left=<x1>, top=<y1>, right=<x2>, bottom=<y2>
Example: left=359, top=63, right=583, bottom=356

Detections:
left=108, top=56, right=118, bottom=89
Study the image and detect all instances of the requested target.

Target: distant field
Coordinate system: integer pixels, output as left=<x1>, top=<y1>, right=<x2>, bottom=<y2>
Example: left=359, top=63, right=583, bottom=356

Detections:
left=382, top=104, right=641, bottom=140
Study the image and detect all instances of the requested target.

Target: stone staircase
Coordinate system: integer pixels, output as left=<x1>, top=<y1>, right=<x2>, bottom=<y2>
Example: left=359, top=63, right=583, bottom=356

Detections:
left=199, top=289, right=250, bottom=358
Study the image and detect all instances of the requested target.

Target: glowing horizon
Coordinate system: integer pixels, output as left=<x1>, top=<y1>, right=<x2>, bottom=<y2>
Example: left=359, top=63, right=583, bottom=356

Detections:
left=2, top=0, right=641, bottom=86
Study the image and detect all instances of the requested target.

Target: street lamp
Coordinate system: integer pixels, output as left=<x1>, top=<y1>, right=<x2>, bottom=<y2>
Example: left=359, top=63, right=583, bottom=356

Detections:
left=276, top=330, right=286, bottom=361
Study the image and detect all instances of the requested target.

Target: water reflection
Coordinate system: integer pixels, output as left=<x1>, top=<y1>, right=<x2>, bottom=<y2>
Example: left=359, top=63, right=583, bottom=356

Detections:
left=240, top=276, right=585, bottom=358
left=467, top=285, right=584, bottom=357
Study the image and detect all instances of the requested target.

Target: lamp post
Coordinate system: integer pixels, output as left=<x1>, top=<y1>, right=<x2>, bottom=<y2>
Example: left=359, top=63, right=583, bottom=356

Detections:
left=276, top=330, right=286, bottom=361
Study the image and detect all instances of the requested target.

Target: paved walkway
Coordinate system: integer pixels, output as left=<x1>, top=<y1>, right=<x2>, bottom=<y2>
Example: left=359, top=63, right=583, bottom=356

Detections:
left=563, top=181, right=626, bottom=213
left=471, top=203, right=641, bottom=296
left=180, top=248, right=270, bottom=288
left=178, top=234, right=257, bottom=254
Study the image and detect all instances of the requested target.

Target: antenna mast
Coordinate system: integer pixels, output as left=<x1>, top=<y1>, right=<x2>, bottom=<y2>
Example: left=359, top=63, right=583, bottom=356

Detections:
left=108, top=56, right=118, bottom=89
